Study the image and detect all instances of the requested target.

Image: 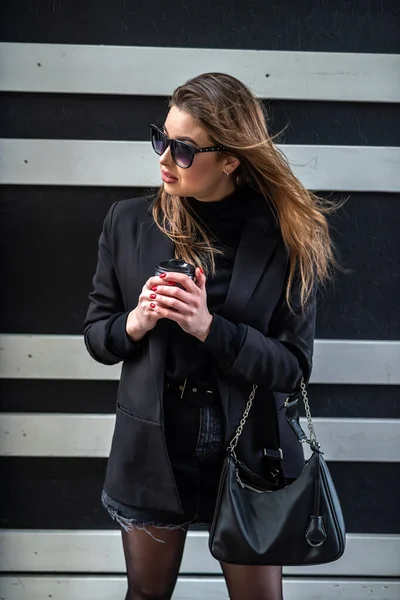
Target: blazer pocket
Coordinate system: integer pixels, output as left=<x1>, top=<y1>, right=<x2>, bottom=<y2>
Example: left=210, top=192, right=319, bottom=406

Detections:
left=117, top=401, right=141, bottom=420
left=104, top=406, right=183, bottom=514
left=116, top=402, right=158, bottom=425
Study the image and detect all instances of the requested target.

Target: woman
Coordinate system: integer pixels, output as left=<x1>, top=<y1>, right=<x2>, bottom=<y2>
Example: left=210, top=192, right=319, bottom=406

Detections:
left=84, top=72, right=335, bottom=600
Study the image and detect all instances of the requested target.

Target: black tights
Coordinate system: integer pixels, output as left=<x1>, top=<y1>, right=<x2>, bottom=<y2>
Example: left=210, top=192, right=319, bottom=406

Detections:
left=121, top=527, right=283, bottom=600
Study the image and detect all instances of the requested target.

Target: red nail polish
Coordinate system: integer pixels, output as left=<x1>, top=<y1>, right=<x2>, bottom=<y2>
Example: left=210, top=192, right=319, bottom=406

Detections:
left=160, top=273, right=167, bottom=278
left=150, top=293, right=156, bottom=299
left=150, top=302, right=156, bottom=309
left=199, top=268, right=204, bottom=274
left=152, top=286, right=158, bottom=291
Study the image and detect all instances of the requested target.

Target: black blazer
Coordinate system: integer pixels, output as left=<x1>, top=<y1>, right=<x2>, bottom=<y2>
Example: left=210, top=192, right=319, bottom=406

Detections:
left=84, top=195, right=316, bottom=514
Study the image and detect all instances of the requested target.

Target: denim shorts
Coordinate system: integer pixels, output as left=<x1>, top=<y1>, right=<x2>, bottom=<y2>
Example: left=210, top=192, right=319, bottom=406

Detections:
left=102, top=385, right=226, bottom=532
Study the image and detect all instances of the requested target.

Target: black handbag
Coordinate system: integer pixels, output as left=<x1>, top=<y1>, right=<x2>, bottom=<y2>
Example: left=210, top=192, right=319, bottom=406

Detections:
left=209, top=380, right=346, bottom=565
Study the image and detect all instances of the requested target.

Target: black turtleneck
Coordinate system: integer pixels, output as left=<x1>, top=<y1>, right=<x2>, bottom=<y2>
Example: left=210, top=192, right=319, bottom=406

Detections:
left=165, top=187, right=251, bottom=384
left=187, top=188, right=248, bottom=312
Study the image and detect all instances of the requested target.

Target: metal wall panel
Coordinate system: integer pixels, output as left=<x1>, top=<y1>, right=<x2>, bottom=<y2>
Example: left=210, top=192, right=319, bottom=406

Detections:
left=1, top=0, right=399, bottom=593
left=1, top=335, right=400, bottom=384
left=1, top=189, right=398, bottom=340
left=0, top=576, right=399, bottom=600
left=1, top=380, right=399, bottom=419
left=1, top=139, right=399, bottom=191
left=1, top=0, right=399, bottom=53
left=0, top=531, right=398, bottom=576
left=1, top=93, right=400, bottom=146
left=1, top=43, right=399, bottom=102
left=2, top=413, right=399, bottom=461
left=1, top=459, right=398, bottom=532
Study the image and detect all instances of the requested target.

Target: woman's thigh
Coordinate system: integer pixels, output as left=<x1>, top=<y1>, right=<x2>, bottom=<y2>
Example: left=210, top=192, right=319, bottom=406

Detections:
left=122, top=526, right=187, bottom=600
left=221, top=562, right=283, bottom=600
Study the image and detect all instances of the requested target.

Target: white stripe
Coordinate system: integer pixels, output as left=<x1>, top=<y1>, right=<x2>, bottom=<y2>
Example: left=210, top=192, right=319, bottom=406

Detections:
left=0, top=576, right=399, bottom=600
left=1, top=139, right=399, bottom=191
left=0, top=531, right=398, bottom=577
left=1, top=43, right=399, bottom=102
left=1, top=413, right=399, bottom=461
left=1, top=335, right=399, bottom=384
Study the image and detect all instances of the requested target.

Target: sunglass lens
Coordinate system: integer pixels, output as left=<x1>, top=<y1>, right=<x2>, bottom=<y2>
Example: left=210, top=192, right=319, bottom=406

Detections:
left=151, top=128, right=167, bottom=155
left=173, top=141, right=193, bottom=168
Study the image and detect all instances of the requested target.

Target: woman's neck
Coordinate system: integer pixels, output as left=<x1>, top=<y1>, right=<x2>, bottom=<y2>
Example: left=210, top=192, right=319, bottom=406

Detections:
left=187, top=187, right=244, bottom=218
left=192, top=180, right=237, bottom=203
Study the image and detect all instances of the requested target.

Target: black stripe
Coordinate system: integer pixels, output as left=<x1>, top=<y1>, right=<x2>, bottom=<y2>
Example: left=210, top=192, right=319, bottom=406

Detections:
left=0, top=188, right=398, bottom=339
left=0, top=380, right=118, bottom=414
left=1, top=93, right=399, bottom=147
left=1, top=381, right=400, bottom=419
left=1, top=458, right=399, bottom=532
left=1, top=0, right=399, bottom=53
left=302, top=385, right=400, bottom=419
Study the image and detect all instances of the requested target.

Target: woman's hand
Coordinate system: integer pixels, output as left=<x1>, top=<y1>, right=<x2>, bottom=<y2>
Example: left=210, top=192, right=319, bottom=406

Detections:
left=125, top=274, right=169, bottom=341
left=147, top=267, right=213, bottom=342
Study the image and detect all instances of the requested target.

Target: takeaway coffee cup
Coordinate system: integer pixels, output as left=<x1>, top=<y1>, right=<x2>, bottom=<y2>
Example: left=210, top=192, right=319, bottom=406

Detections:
left=155, top=259, right=196, bottom=289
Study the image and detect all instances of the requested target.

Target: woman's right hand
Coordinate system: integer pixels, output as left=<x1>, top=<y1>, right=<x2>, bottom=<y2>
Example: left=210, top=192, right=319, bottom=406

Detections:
left=125, top=274, right=168, bottom=341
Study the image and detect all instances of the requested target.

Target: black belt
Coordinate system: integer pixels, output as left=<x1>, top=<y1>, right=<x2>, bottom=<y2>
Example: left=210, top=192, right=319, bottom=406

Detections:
left=164, top=377, right=217, bottom=407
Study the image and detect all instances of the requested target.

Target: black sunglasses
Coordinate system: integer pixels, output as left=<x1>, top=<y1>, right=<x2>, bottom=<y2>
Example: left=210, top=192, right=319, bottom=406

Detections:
left=150, top=124, right=227, bottom=169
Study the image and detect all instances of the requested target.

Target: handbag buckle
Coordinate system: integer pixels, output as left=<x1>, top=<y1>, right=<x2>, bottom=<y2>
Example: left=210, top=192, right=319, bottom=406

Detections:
left=308, top=440, right=322, bottom=452
left=179, top=378, right=188, bottom=399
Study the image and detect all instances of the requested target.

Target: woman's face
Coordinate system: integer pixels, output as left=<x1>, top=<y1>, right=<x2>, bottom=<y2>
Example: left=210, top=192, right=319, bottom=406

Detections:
left=158, top=106, right=239, bottom=202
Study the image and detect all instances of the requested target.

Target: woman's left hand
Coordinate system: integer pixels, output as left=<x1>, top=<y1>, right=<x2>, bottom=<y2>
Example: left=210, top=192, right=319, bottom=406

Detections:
left=149, top=267, right=213, bottom=342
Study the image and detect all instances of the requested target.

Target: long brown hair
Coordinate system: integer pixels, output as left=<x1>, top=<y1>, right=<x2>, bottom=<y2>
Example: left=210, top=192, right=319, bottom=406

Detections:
left=152, top=72, right=337, bottom=307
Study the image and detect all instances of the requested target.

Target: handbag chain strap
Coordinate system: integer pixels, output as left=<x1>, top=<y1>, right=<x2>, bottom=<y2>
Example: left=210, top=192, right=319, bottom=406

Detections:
left=294, top=378, right=317, bottom=443
left=227, top=379, right=318, bottom=454
left=227, top=384, right=258, bottom=453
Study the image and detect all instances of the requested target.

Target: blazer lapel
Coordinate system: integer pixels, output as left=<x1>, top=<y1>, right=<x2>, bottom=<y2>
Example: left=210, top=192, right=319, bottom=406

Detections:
left=221, top=214, right=281, bottom=321
left=139, top=217, right=174, bottom=402
left=139, top=218, right=174, bottom=283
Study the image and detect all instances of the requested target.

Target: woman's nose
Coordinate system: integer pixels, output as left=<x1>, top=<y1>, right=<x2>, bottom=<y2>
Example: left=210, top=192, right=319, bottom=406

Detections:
left=159, top=146, right=173, bottom=166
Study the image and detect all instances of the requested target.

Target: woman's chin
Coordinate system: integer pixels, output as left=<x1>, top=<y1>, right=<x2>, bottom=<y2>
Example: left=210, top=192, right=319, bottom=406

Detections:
left=163, top=180, right=180, bottom=191
left=164, top=182, right=186, bottom=196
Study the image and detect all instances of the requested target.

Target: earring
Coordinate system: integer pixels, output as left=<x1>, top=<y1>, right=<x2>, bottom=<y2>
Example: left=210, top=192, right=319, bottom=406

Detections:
left=224, top=171, right=230, bottom=176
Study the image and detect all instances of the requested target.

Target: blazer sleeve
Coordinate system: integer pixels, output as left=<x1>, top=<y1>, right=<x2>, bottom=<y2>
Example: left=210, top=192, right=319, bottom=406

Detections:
left=201, top=275, right=317, bottom=392
left=84, top=202, right=141, bottom=365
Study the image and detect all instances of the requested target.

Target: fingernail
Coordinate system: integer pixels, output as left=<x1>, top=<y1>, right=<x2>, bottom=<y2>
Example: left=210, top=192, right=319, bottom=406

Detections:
left=150, top=293, right=156, bottom=299
left=169, top=281, right=177, bottom=286
left=150, top=303, right=156, bottom=309
left=152, top=286, right=158, bottom=291
left=199, top=268, right=204, bottom=274
left=160, top=273, right=167, bottom=278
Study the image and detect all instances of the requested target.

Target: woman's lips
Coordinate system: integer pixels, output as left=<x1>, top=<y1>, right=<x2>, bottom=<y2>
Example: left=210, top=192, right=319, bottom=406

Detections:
left=161, top=170, right=179, bottom=184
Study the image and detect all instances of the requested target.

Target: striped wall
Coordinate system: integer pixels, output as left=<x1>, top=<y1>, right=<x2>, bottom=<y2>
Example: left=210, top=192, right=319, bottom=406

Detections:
left=0, top=1, right=399, bottom=598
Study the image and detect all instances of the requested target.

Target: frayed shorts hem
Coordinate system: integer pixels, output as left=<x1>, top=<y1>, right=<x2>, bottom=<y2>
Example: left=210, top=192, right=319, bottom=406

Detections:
left=101, top=490, right=199, bottom=541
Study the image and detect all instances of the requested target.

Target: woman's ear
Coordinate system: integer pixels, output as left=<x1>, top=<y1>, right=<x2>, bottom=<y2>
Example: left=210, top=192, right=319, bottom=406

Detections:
left=223, top=154, right=241, bottom=175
